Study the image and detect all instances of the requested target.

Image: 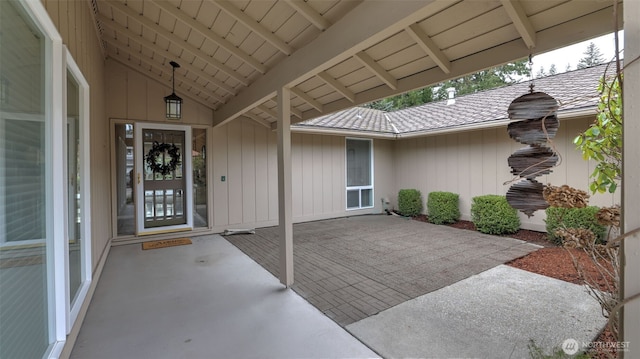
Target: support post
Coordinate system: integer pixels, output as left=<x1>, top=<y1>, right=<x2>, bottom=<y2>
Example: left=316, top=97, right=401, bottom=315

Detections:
left=277, top=87, right=294, bottom=287
left=623, top=1, right=640, bottom=356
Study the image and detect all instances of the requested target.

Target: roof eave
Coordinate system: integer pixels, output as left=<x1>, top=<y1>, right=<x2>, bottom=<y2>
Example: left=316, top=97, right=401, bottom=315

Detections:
left=291, top=126, right=397, bottom=139
left=396, top=107, right=597, bottom=139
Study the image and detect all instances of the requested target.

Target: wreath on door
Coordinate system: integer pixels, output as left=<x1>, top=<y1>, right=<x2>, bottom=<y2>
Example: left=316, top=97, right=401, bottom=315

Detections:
left=145, top=141, right=181, bottom=176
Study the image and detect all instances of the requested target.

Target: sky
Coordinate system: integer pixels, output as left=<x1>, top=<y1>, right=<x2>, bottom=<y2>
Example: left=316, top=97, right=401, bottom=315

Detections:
left=531, top=31, right=624, bottom=75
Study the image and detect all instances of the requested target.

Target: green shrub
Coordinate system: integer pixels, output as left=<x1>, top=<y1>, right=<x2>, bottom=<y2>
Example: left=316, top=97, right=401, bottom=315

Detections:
left=471, top=195, right=520, bottom=235
left=427, top=191, right=460, bottom=224
left=398, top=189, right=423, bottom=216
left=545, top=206, right=606, bottom=244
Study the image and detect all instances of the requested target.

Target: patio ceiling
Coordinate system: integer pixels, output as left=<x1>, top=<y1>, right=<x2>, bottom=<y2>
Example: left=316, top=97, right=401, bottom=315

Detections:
left=94, top=0, right=622, bottom=128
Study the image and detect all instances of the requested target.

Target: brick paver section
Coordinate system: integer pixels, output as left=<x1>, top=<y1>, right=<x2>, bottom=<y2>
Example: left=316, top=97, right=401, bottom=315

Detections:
left=224, top=215, right=538, bottom=327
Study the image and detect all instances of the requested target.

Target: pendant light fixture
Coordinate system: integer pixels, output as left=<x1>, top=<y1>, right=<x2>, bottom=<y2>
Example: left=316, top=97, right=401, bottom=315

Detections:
left=164, top=61, right=182, bottom=120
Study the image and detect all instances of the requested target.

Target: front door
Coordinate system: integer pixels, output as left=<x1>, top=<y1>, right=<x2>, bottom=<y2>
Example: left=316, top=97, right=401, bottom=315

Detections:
left=135, top=123, right=192, bottom=235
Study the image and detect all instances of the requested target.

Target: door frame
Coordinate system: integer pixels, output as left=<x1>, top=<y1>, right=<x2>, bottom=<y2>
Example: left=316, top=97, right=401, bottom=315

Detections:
left=134, top=122, right=193, bottom=236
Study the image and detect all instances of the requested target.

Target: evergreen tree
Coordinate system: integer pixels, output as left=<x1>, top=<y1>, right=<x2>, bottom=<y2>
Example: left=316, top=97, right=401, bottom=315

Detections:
left=565, top=63, right=572, bottom=72
left=366, top=88, right=433, bottom=111
left=365, top=59, right=530, bottom=111
left=577, top=42, right=605, bottom=69
left=432, top=60, right=530, bottom=101
left=548, top=64, right=557, bottom=75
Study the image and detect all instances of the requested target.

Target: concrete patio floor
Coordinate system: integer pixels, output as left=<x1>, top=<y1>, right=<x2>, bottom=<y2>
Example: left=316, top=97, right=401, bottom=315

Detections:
left=71, top=215, right=607, bottom=359
left=225, top=214, right=539, bottom=326
left=347, top=265, right=606, bottom=358
left=70, top=234, right=379, bottom=359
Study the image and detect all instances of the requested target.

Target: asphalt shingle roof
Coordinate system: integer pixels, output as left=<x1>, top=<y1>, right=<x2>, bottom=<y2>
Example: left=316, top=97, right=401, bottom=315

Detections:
left=295, top=63, right=613, bottom=137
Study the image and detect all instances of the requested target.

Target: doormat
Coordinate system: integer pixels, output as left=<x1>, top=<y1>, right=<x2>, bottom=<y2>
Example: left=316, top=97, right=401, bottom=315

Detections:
left=142, top=238, right=192, bottom=250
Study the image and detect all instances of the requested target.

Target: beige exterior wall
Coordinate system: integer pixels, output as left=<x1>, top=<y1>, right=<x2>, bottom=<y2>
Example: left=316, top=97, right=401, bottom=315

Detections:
left=211, top=122, right=393, bottom=232
left=393, top=117, right=618, bottom=231
left=64, top=25, right=617, bottom=242
left=102, top=60, right=393, bottom=233
left=104, top=60, right=214, bottom=125
left=101, top=58, right=616, bottom=236
left=43, top=0, right=108, bottom=272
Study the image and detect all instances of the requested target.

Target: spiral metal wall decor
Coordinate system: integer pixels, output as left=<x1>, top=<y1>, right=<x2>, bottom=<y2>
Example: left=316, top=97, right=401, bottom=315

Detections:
left=506, top=91, right=559, bottom=217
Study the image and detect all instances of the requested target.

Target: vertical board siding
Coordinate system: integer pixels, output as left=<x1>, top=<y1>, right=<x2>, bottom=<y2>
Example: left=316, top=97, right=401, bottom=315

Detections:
left=292, top=134, right=304, bottom=216
left=417, top=137, right=428, bottom=192
left=44, top=0, right=109, bottom=270
left=267, top=131, right=278, bottom=220
left=312, top=136, right=324, bottom=214
left=108, top=71, right=128, bottom=119
left=301, top=134, right=314, bottom=216
left=127, top=71, right=147, bottom=120
left=146, top=82, right=165, bottom=121
left=204, top=126, right=395, bottom=231
left=322, top=136, right=335, bottom=213
left=457, top=132, right=472, bottom=217
left=482, top=129, right=498, bottom=194
left=393, top=118, right=617, bottom=231
left=425, top=137, right=437, bottom=203
left=212, top=126, right=229, bottom=226
left=374, top=139, right=395, bottom=209
left=254, top=125, right=269, bottom=222
left=241, top=121, right=256, bottom=224
left=435, top=136, right=448, bottom=191
left=332, top=136, right=345, bottom=213
left=227, top=121, right=243, bottom=224
left=565, top=120, right=588, bottom=190
left=445, top=135, right=458, bottom=193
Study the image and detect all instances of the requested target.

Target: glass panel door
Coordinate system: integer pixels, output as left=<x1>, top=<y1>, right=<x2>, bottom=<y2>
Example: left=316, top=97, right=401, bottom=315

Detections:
left=192, top=128, right=208, bottom=228
left=115, top=122, right=135, bottom=236
left=0, top=0, right=50, bottom=357
left=135, top=123, right=192, bottom=235
left=67, top=72, right=81, bottom=304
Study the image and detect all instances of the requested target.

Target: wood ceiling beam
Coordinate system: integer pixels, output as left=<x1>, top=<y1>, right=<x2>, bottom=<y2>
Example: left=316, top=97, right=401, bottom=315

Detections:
left=259, top=101, right=302, bottom=119
left=211, top=0, right=293, bottom=55
left=99, top=17, right=237, bottom=96
left=107, top=51, right=216, bottom=110
left=317, top=72, right=355, bottom=103
left=290, top=87, right=323, bottom=113
left=214, top=0, right=440, bottom=126
left=283, top=0, right=331, bottom=31
left=241, top=113, right=272, bottom=129
left=354, top=51, right=397, bottom=90
left=500, top=0, right=536, bottom=49
left=406, top=24, right=451, bottom=74
left=103, top=37, right=226, bottom=104
left=290, top=105, right=303, bottom=119
left=154, top=0, right=267, bottom=74
left=291, top=6, right=620, bottom=124
left=257, top=104, right=278, bottom=119
left=103, top=3, right=250, bottom=86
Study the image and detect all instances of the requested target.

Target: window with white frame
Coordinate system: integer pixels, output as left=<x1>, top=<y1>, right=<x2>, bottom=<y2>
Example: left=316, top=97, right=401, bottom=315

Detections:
left=0, top=1, right=52, bottom=357
left=0, top=1, right=91, bottom=358
left=346, top=138, right=373, bottom=209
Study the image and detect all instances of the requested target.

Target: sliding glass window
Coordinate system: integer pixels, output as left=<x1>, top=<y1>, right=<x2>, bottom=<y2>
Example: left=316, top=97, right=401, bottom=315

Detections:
left=346, top=138, right=373, bottom=210
left=0, top=1, right=50, bottom=357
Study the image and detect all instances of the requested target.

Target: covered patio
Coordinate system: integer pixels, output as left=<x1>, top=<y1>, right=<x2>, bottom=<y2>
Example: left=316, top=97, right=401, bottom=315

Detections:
left=2, top=1, right=639, bottom=357
left=71, top=216, right=605, bottom=358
